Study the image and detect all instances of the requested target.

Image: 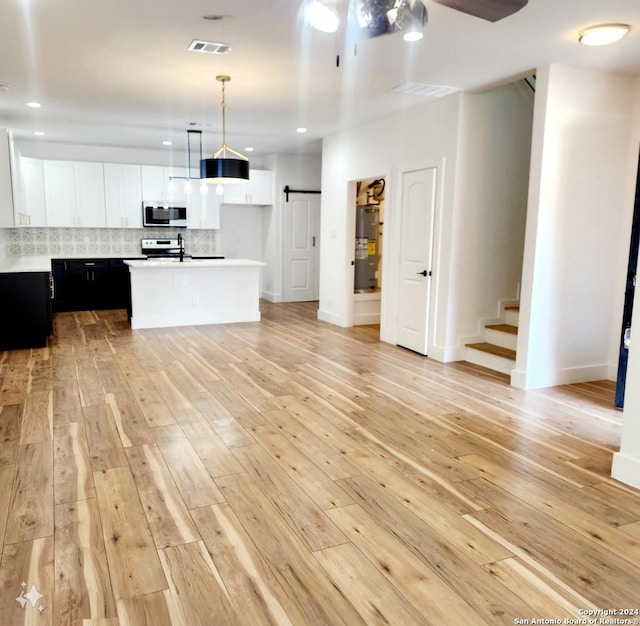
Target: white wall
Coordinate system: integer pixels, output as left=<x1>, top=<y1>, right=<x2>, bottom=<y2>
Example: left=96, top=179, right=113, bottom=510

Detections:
left=319, top=82, right=533, bottom=361
left=319, top=95, right=462, bottom=352
left=262, top=153, right=322, bottom=302
left=0, top=229, right=7, bottom=259
left=452, top=84, right=533, bottom=350
left=513, top=65, right=640, bottom=389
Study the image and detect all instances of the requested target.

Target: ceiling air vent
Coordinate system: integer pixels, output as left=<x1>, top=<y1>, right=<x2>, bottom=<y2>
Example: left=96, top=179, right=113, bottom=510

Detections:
left=188, top=40, right=231, bottom=55
left=389, top=82, right=461, bottom=98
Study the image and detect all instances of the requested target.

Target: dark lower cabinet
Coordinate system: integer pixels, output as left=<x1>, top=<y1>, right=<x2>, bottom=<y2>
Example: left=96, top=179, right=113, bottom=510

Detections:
left=0, top=272, right=53, bottom=350
left=52, top=258, right=132, bottom=312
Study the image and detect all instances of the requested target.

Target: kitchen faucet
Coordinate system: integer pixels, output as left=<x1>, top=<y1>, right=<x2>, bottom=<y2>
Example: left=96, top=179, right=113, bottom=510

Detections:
left=177, top=233, right=184, bottom=262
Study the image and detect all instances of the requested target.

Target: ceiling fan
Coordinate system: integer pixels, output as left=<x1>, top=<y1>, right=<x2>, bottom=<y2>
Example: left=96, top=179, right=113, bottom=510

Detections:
left=356, top=0, right=529, bottom=37
left=304, top=0, right=528, bottom=40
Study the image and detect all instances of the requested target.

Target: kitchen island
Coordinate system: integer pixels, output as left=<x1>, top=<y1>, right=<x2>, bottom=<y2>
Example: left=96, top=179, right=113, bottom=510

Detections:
left=124, top=258, right=265, bottom=329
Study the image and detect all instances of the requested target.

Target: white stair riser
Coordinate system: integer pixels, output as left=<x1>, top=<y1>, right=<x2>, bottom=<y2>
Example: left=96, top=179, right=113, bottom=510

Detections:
left=484, top=328, right=518, bottom=350
left=505, top=309, right=519, bottom=326
left=464, top=346, right=515, bottom=376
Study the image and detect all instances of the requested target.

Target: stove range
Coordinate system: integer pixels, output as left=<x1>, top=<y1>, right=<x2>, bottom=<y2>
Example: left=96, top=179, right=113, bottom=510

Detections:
left=140, top=238, right=224, bottom=261
left=141, top=237, right=189, bottom=259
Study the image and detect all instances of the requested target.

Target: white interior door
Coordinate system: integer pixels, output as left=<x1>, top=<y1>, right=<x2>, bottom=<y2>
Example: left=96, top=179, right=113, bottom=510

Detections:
left=397, top=167, right=437, bottom=355
left=284, top=193, right=321, bottom=302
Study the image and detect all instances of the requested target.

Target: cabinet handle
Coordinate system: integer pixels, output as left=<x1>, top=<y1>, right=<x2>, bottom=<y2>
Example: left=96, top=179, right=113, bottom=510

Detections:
left=84, top=262, right=96, bottom=266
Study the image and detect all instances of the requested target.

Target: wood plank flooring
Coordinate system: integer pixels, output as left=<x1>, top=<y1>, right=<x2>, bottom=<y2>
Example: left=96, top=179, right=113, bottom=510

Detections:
left=1, top=301, right=639, bottom=625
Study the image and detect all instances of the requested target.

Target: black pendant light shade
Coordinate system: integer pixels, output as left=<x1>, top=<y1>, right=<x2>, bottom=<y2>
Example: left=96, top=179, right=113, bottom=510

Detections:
left=200, top=75, right=250, bottom=185
left=200, top=157, right=249, bottom=184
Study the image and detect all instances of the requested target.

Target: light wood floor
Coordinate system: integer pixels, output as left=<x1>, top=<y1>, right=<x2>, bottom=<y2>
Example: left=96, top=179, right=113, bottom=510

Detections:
left=1, top=301, right=639, bottom=625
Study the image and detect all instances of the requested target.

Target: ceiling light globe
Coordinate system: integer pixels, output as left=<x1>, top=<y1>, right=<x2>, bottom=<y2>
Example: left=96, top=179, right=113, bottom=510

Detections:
left=579, top=24, right=630, bottom=46
left=304, top=1, right=339, bottom=33
left=403, top=30, right=424, bottom=42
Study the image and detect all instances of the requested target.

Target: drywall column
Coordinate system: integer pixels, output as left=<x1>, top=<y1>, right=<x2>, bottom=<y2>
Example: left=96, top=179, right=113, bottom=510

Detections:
left=513, top=65, right=638, bottom=389
left=612, top=266, right=640, bottom=488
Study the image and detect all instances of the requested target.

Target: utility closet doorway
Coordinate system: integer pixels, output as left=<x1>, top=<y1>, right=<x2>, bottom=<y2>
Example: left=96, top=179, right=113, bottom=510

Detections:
left=353, top=177, right=385, bottom=326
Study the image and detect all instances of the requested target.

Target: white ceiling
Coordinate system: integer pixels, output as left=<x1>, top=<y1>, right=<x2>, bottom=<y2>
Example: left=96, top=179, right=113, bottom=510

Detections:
left=1, top=0, right=640, bottom=159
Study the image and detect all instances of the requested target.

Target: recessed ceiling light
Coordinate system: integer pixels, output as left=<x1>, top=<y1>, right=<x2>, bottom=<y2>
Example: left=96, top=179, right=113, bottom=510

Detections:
left=27, top=101, right=41, bottom=108
left=296, top=127, right=308, bottom=134
left=34, top=131, right=45, bottom=136
left=244, top=146, right=254, bottom=152
left=162, top=140, right=172, bottom=146
left=579, top=23, right=630, bottom=46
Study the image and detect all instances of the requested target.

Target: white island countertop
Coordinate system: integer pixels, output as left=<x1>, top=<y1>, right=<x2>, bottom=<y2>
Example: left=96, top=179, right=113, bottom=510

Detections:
left=125, top=258, right=265, bottom=329
left=124, top=258, right=263, bottom=269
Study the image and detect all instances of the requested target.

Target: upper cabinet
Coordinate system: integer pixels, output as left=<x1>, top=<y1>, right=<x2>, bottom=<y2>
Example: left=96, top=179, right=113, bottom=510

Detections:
left=104, top=163, right=143, bottom=228
left=141, top=165, right=191, bottom=206
left=43, top=161, right=106, bottom=227
left=18, top=157, right=47, bottom=227
left=219, top=169, right=273, bottom=206
left=0, top=128, right=15, bottom=228
left=11, top=156, right=222, bottom=229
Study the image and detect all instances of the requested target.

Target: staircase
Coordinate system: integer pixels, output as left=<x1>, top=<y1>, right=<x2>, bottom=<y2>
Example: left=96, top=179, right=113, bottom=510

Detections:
left=464, top=304, right=519, bottom=375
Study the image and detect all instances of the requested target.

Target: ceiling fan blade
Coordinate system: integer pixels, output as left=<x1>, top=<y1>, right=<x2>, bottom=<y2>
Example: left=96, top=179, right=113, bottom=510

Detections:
left=433, top=0, right=527, bottom=22
left=354, top=0, right=428, bottom=38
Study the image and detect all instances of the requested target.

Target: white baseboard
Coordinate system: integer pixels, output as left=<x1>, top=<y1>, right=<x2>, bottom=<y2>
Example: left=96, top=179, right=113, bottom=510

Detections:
left=353, top=312, right=380, bottom=325
left=427, top=344, right=461, bottom=363
left=317, top=308, right=348, bottom=327
left=612, top=451, right=640, bottom=490
left=260, top=290, right=282, bottom=303
left=510, top=363, right=610, bottom=390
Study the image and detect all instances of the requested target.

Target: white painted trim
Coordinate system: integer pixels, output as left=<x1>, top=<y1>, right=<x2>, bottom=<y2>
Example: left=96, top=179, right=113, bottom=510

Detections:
left=612, top=452, right=640, bottom=490
left=260, top=290, right=282, bottom=303
left=510, top=363, right=610, bottom=390
left=317, top=308, right=347, bottom=326
left=353, top=312, right=381, bottom=325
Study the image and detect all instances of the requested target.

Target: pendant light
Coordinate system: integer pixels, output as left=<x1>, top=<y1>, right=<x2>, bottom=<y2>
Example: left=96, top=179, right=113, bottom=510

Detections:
left=166, top=129, right=204, bottom=195
left=200, top=75, right=250, bottom=184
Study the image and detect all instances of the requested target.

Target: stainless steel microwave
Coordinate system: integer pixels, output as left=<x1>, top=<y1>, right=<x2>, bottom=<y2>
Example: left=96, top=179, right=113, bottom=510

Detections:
left=142, top=203, right=187, bottom=228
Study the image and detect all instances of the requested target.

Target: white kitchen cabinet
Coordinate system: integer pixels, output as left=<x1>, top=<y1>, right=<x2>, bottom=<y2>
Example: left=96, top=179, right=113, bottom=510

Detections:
left=44, top=161, right=106, bottom=227
left=74, top=162, right=106, bottom=227
left=43, top=161, right=76, bottom=227
left=220, top=169, right=273, bottom=206
left=141, top=165, right=165, bottom=204
left=188, top=189, right=220, bottom=229
left=141, top=165, right=190, bottom=206
left=0, top=128, right=15, bottom=228
left=104, top=163, right=143, bottom=228
left=17, top=157, right=47, bottom=227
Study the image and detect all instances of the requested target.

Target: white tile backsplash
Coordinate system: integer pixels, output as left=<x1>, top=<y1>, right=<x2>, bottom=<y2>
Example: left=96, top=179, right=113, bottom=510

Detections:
left=6, top=228, right=218, bottom=256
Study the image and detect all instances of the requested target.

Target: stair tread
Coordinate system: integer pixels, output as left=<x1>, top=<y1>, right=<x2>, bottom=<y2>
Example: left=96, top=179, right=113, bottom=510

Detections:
left=465, top=342, right=516, bottom=361
left=485, top=323, right=518, bottom=335
left=504, top=305, right=520, bottom=312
